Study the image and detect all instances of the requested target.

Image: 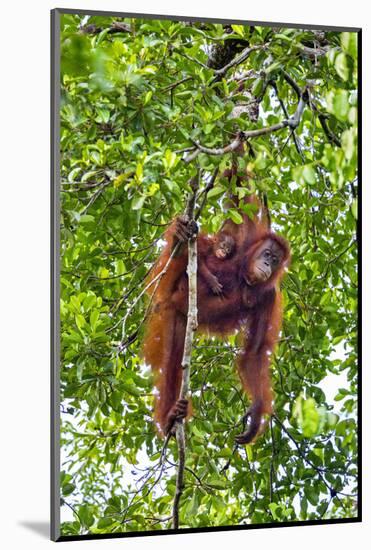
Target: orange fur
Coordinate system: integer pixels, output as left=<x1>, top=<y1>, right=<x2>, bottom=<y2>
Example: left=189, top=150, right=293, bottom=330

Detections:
left=143, top=195, right=290, bottom=443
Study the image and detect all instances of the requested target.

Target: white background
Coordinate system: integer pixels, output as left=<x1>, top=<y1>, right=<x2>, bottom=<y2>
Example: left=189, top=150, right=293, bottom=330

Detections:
left=0, top=0, right=368, bottom=548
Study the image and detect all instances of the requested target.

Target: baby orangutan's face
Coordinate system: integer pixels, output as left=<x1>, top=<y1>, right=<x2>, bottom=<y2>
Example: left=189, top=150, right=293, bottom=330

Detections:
left=214, top=235, right=235, bottom=259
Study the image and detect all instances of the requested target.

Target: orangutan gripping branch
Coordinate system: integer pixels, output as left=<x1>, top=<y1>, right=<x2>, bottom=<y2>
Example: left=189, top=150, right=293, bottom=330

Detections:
left=143, top=190, right=290, bottom=444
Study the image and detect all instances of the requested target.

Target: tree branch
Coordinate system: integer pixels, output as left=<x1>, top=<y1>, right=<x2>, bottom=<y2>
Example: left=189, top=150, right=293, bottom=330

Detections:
left=162, top=76, right=193, bottom=92
left=172, top=176, right=199, bottom=529
left=212, top=45, right=264, bottom=80
left=273, top=414, right=337, bottom=497
left=185, top=88, right=309, bottom=162
left=270, top=80, right=304, bottom=159
left=282, top=70, right=301, bottom=98
left=80, top=21, right=132, bottom=34
left=195, top=167, right=219, bottom=220
left=177, top=50, right=210, bottom=70
left=185, top=135, right=243, bottom=162
left=117, top=243, right=181, bottom=348
left=317, top=113, right=342, bottom=147
left=296, top=43, right=330, bottom=58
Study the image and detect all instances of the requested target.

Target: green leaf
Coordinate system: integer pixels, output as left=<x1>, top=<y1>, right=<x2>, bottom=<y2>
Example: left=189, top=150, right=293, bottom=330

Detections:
left=90, top=150, right=101, bottom=165
left=75, top=314, right=86, bottom=331
left=207, top=186, right=225, bottom=199
left=304, top=485, right=319, bottom=506
left=96, top=28, right=110, bottom=45
left=269, top=502, right=279, bottom=520
left=143, top=90, right=153, bottom=105
left=78, top=505, right=95, bottom=528
left=96, top=107, right=110, bottom=123
left=335, top=52, right=350, bottom=81
left=62, top=483, right=75, bottom=496
left=326, top=412, right=339, bottom=429
left=68, top=167, right=81, bottom=182
left=228, top=209, right=243, bottom=224
left=83, top=294, right=96, bottom=312
left=163, top=149, right=178, bottom=170
left=300, top=496, right=308, bottom=518
left=99, top=384, right=107, bottom=404
left=132, top=195, right=145, bottom=210
left=231, top=25, right=245, bottom=37
left=185, top=493, right=199, bottom=516
left=115, top=259, right=126, bottom=276
left=208, top=479, right=227, bottom=490
left=302, top=165, right=316, bottom=185
left=326, top=90, right=349, bottom=122
left=80, top=214, right=95, bottom=224
left=301, top=398, right=320, bottom=437
left=121, top=382, right=141, bottom=397
left=252, top=77, right=264, bottom=97
left=341, top=32, right=358, bottom=59
left=113, top=173, right=130, bottom=189
left=97, top=517, right=115, bottom=529
left=293, top=395, right=320, bottom=437
left=109, top=391, right=122, bottom=411
left=90, top=310, right=99, bottom=331
left=135, top=163, right=143, bottom=182
left=81, top=170, right=99, bottom=183
left=342, top=128, right=357, bottom=161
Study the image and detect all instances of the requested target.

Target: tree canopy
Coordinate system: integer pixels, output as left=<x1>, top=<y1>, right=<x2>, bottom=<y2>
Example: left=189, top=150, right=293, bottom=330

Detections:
left=58, top=12, right=358, bottom=536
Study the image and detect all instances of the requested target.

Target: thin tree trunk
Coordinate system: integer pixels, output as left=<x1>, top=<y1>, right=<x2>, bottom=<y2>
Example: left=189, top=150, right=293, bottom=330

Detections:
left=172, top=178, right=199, bottom=529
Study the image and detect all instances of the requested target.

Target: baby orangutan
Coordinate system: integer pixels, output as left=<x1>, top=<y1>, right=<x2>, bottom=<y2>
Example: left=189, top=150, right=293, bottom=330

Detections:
left=198, top=232, right=236, bottom=295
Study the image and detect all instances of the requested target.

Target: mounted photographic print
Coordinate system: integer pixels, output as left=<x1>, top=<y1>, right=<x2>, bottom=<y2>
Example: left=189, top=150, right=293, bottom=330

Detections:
left=51, top=8, right=361, bottom=541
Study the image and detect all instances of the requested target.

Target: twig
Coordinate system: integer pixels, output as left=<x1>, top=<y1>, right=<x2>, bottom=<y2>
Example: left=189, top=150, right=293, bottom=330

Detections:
left=177, top=50, right=210, bottom=70
left=117, top=170, right=214, bottom=352
left=195, top=167, right=219, bottom=220
left=273, top=414, right=336, bottom=496
left=220, top=445, right=238, bottom=474
left=183, top=148, right=201, bottom=163
left=62, top=500, right=83, bottom=526
left=162, top=76, right=193, bottom=91
left=282, top=70, right=301, bottom=98
left=317, top=239, right=356, bottom=281
left=117, top=244, right=181, bottom=347
left=80, top=181, right=110, bottom=215
left=318, top=113, right=342, bottom=147
left=270, top=80, right=304, bottom=159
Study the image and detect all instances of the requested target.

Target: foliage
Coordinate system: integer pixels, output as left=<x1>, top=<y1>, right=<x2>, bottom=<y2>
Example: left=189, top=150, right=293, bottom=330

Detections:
left=58, top=13, right=358, bottom=536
